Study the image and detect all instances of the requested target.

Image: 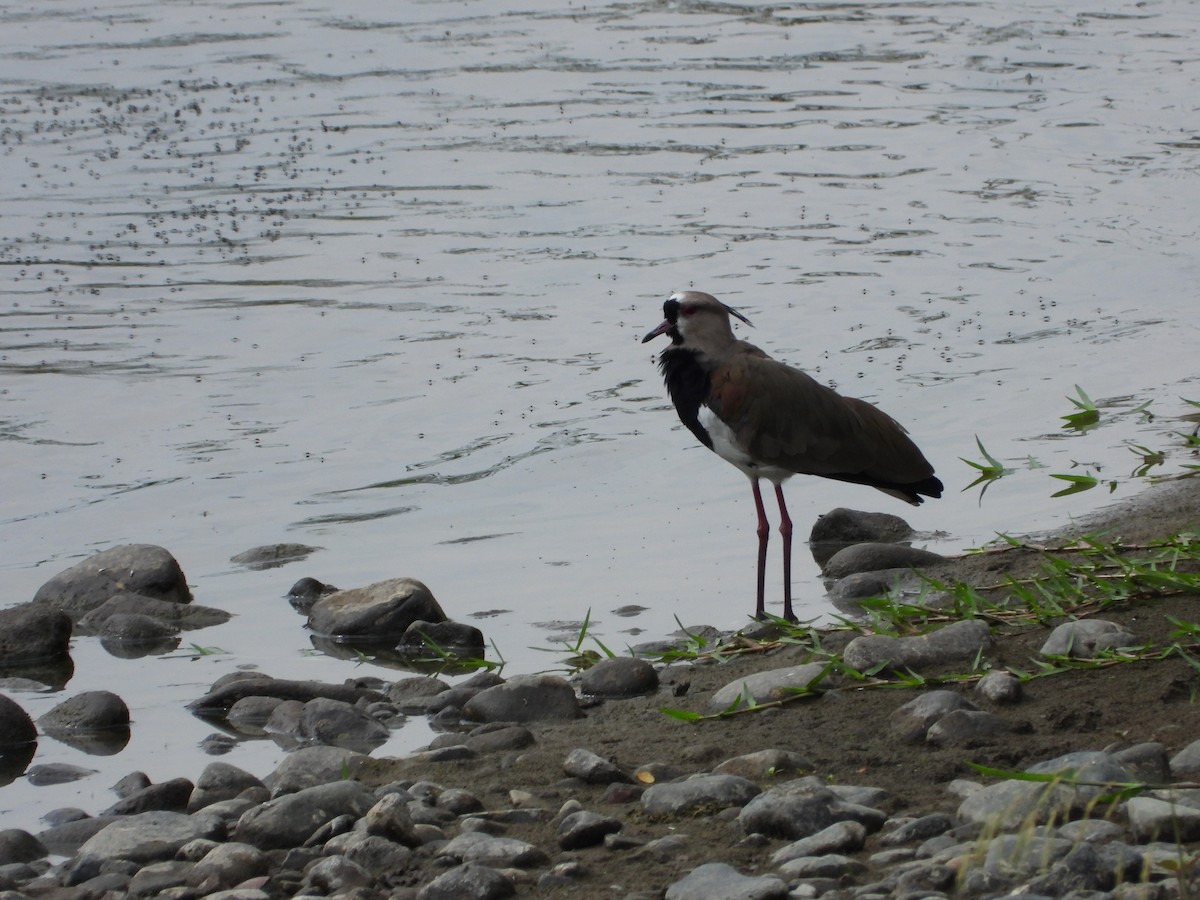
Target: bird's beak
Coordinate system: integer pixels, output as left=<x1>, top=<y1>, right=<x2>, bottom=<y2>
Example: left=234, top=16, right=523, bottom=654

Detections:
left=641, top=319, right=672, bottom=343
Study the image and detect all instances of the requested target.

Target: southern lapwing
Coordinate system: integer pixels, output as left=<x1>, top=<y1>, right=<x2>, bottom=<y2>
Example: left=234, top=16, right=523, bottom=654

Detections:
left=642, top=290, right=943, bottom=622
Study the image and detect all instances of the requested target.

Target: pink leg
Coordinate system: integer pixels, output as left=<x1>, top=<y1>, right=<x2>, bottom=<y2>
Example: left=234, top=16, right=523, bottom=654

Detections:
left=750, top=478, right=769, bottom=619
left=774, top=483, right=795, bottom=622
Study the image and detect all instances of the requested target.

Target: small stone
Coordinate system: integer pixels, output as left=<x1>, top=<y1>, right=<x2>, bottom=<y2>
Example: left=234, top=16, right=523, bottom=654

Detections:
left=822, top=542, right=946, bottom=579
left=557, top=810, right=622, bottom=849
left=974, top=670, right=1023, bottom=703
left=563, top=748, right=631, bottom=784
left=38, top=690, right=130, bottom=732
left=642, top=774, right=761, bottom=816
left=417, top=863, right=514, bottom=900
left=889, top=690, right=978, bottom=742
left=710, top=663, right=833, bottom=711
left=665, top=861, right=787, bottom=900
left=1040, top=619, right=1139, bottom=659
left=578, top=657, right=659, bottom=698
left=714, top=749, right=814, bottom=779
left=462, top=675, right=582, bottom=723
left=810, top=508, right=915, bottom=544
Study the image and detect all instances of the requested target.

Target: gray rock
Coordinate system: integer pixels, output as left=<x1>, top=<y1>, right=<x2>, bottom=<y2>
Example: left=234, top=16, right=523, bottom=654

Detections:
left=301, top=854, right=372, bottom=894
left=38, top=690, right=130, bottom=732
left=822, top=542, right=946, bottom=579
left=1040, top=619, right=1139, bottom=658
left=714, top=748, right=814, bottom=780
left=232, top=780, right=377, bottom=849
left=709, top=662, right=833, bottom=711
left=578, top=656, right=659, bottom=698
left=77, top=592, right=230, bottom=632
left=185, top=841, right=268, bottom=891
left=464, top=725, right=535, bottom=754
left=1127, top=795, right=1200, bottom=842
left=387, top=676, right=451, bottom=712
left=362, top=792, right=420, bottom=846
left=24, top=762, right=97, bottom=785
left=226, top=696, right=285, bottom=731
left=396, top=620, right=485, bottom=658
left=845, top=619, right=991, bottom=674
left=1114, top=742, right=1170, bottom=784
left=827, top=569, right=913, bottom=602
left=127, top=859, right=194, bottom=895
left=975, top=670, right=1023, bottom=703
left=889, top=690, right=979, bottom=742
left=296, top=696, right=390, bottom=752
left=641, top=773, right=761, bottom=815
left=776, top=852, right=866, bottom=880
left=418, top=863, right=514, bottom=900
left=557, top=810, right=622, bottom=849
left=665, top=861, right=787, bottom=900
left=188, top=762, right=266, bottom=812
left=925, top=709, right=1009, bottom=746
left=287, top=576, right=337, bottom=612
left=33, top=544, right=191, bottom=619
left=93, top=611, right=179, bottom=648
left=878, top=812, right=956, bottom=846
left=462, top=674, right=582, bottom=723
left=77, top=810, right=221, bottom=863
left=958, top=751, right=1137, bottom=830
left=0, top=695, right=36, bottom=747
left=101, top=777, right=193, bottom=815
left=1169, top=738, right=1200, bottom=778
left=1025, top=842, right=1142, bottom=895
left=307, top=577, right=445, bottom=641
left=771, top=820, right=867, bottom=864
left=324, top=831, right=414, bottom=875
left=738, top=777, right=885, bottom=840
left=983, top=832, right=1073, bottom=881
left=438, top=831, right=550, bottom=867
left=189, top=674, right=384, bottom=718
left=0, top=829, right=46, bottom=865
left=563, top=747, right=631, bottom=784
left=36, top=815, right=121, bottom=855
left=810, top=508, right=915, bottom=544
left=230, top=543, right=319, bottom=570
left=0, top=604, right=72, bottom=664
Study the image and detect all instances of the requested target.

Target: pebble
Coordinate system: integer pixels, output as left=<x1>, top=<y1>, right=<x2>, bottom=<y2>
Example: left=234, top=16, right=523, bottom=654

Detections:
left=709, top=662, right=833, bottom=710
left=641, top=773, right=761, bottom=815
left=462, top=674, right=583, bottom=723
left=577, top=656, right=659, bottom=698
left=1040, top=619, right=1140, bottom=658
left=665, top=861, right=787, bottom=900
left=822, top=542, right=947, bottom=579
left=306, top=576, right=445, bottom=641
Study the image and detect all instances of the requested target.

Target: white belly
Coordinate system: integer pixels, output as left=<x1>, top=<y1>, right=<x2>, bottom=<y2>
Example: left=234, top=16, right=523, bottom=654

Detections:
left=699, top=408, right=793, bottom=484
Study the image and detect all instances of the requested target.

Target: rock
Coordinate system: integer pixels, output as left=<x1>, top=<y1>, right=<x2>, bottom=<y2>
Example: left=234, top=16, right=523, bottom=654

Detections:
left=127, top=859, right=194, bottom=895
left=1040, top=619, right=1139, bottom=658
left=397, top=620, right=486, bottom=658
left=738, top=777, right=885, bottom=840
left=33, top=544, right=191, bottom=619
left=1127, top=796, right=1200, bottom=842
left=641, top=774, right=761, bottom=815
left=878, top=812, right=956, bottom=846
left=958, top=751, right=1137, bottom=830
left=77, top=592, right=230, bottom=632
left=301, top=854, right=372, bottom=894
left=665, top=861, right=788, bottom=900
left=418, top=863, right=514, bottom=900
left=295, top=697, right=390, bottom=752
left=232, top=780, right=377, bottom=849
left=265, top=745, right=369, bottom=795
left=845, top=619, right=991, bottom=674
left=983, top=832, right=1073, bottom=881
left=822, top=542, right=946, bottom=579
left=0, top=603, right=72, bottom=664
left=77, top=810, right=221, bottom=863
left=93, top=611, right=179, bottom=646
left=325, top=831, right=414, bottom=876
left=714, top=749, right=814, bottom=780
left=975, top=670, right=1023, bottom=703
left=827, top=569, right=914, bottom=603
left=1026, top=841, right=1144, bottom=895
left=0, top=694, right=37, bottom=747
left=889, top=690, right=979, bottom=742
left=578, top=657, right=659, bottom=698
left=557, top=810, right=622, bottom=849
left=38, top=690, right=130, bottom=732
left=387, top=675, right=451, bottom=712
left=189, top=674, right=385, bottom=718
left=287, top=576, right=337, bottom=612
left=1113, top=742, right=1170, bottom=784
left=438, top=831, right=550, bottom=867
left=101, top=776, right=194, bottom=815
left=362, top=792, right=420, bottom=846
left=710, top=662, right=833, bottom=711
left=230, top=543, right=320, bottom=570
left=186, top=841, right=269, bottom=891
left=24, top=762, right=97, bottom=785
left=771, top=820, right=867, bottom=864
left=776, top=853, right=866, bottom=880
left=464, top=725, right=535, bottom=754
left=810, top=508, right=915, bottom=544
left=307, top=577, right=445, bottom=641
left=1170, top=738, right=1200, bottom=778
left=462, top=674, right=582, bottom=723
left=0, top=829, right=46, bottom=864
left=188, top=762, right=266, bottom=812
left=925, top=708, right=1010, bottom=746
left=563, top=748, right=631, bottom=784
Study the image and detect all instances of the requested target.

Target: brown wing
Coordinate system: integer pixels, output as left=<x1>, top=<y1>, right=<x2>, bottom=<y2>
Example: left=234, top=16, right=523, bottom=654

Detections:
left=708, top=347, right=935, bottom=484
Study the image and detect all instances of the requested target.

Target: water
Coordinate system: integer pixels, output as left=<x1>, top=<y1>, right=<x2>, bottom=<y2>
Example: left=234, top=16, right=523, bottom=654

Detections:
left=2, top=0, right=1198, bottom=833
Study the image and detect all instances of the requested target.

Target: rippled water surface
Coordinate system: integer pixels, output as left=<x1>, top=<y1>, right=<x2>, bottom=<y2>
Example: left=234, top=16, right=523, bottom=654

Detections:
left=2, top=0, right=1198, bottom=830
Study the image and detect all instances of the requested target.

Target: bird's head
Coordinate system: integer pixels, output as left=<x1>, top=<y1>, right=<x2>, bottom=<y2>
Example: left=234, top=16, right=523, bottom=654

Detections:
left=641, top=291, right=753, bottom=348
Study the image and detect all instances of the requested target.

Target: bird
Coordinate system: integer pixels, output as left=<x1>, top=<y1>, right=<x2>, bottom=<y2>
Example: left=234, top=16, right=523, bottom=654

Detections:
left=642, top=290, right=943, bottom=622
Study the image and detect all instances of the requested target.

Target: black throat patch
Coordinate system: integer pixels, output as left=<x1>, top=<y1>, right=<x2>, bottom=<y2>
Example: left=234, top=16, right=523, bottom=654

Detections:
left=658, top=346, right=713, bottom=450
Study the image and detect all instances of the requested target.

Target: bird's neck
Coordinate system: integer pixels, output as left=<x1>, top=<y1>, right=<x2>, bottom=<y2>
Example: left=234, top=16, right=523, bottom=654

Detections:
left=657, top=347, right=714, bottom=450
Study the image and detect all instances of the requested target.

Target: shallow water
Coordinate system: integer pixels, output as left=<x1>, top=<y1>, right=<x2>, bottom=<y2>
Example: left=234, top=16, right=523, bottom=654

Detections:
left=2, top=0, right=1199, bottom=832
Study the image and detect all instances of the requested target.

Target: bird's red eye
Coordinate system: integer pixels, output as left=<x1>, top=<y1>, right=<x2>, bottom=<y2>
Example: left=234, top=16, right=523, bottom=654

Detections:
left=681, top=305, right=697, bottom=317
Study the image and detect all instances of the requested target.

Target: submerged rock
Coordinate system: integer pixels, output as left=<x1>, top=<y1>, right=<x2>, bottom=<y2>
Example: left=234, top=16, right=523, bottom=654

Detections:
left=307, top=577, right=445, bottom=642
left=0, top=603, right=72, bottom=664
